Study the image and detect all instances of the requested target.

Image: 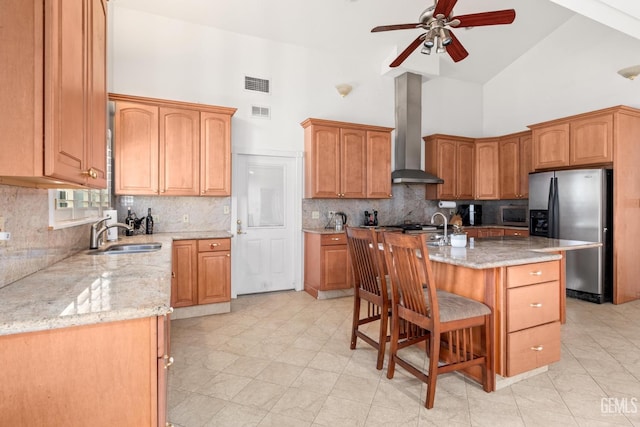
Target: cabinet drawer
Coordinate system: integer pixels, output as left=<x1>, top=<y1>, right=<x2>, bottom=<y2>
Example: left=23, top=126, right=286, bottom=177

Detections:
left=506, top=261, right=559, bottom=288
left=507, top=321, right=561, bottom=376
left=321, top=233, right=347, bottom=246
left=198, top=239, right=231, bottom=252
left=507, top=281, right=560, bottom=332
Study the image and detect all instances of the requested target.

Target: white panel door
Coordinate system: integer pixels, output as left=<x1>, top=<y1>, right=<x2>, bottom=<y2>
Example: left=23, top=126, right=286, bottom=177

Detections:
left=232, top=154, right=297, bottom=295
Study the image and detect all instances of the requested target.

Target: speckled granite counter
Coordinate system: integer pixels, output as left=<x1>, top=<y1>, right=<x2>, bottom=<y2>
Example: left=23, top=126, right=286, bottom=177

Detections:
left=426, top=236, right=600, bottom=269
left=0, top=231, right=231, bottom=336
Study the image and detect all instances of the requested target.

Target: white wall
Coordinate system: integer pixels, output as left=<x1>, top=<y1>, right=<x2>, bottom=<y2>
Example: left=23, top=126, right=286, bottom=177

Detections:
left=483, top=14, right=640, bottom=135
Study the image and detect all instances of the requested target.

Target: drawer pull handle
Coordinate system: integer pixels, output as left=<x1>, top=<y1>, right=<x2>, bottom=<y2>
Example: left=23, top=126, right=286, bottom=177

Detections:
left=210, top=243, right=220, bottom=248
left=164, top=355, right=174, bottom=369
left=331, top=238, right=340, bottom=241
left=531, top=345, right=544, bottom=352
left=530, top=303, right=542, bottom=308
left=529, top=271, right=543, bottom=276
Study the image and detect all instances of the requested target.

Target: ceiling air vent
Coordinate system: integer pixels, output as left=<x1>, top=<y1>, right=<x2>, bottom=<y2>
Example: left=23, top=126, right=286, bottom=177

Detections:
left=245, top=76, right=270, bottom=94
left=251, top=105, right=271, bottom=119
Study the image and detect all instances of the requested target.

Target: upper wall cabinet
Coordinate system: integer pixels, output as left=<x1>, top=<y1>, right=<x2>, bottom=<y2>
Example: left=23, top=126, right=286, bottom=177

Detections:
left=110, top=94, right=236, bottom=196
left=530, top=111, right=613, bottom=170
left=424, top=134, right=475, bottom=200
left=499, top=131, right=532, bottom=199
left=301, top=118, right=393, bottom=199
left=0, top=0, right=108, bottom=189
left=474, top=138, right=500, bottom=200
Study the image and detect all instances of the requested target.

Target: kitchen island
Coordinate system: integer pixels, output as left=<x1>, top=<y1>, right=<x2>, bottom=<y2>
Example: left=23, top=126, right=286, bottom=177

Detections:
left=0, top=231, right=229, bottom=427
left=421, top=235, right=600, bottom=388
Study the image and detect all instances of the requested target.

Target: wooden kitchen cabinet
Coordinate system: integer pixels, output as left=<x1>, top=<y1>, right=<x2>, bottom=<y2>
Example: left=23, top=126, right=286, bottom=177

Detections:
left=0, top=315, right=170, bottom=426
left=0, top=0, right=108, bottom=189
left=111, top=93, right=236, bottom=196
left=198, top=239, right=232, bottom=304
left=302, top=118, right=393, bottom=199
left=477, top=228, right=505, bottom=238
left=366, top=130, right=393, bottom=198
left=171, top=240, right=198, bottom=307
left=530, top=111, right=613, bottom=170
left=474, top=138, right=500, bottom=200
left=499, top=131, right=532, bottom=199
left=171, top=239, right=231, bottom=307
left=304, top=232, right=352, bottom=298
left=504, top=228, right=529, bottom=237
left=424, top=134, right=475, bottom=200
left=505, top=261, right=561, bottom=376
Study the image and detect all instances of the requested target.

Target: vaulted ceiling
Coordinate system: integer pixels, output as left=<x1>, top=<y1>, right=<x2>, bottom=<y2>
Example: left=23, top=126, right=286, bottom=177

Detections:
left=111, top=0, right=640, bottom=84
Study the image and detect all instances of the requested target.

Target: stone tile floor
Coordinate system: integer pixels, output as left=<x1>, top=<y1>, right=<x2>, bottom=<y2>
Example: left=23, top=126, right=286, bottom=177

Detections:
left=168, top=291, right=640, bottom=426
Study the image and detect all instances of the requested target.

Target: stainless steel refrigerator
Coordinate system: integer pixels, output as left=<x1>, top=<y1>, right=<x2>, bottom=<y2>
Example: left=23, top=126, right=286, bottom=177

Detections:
left=528, top=168, right=613, bottom=303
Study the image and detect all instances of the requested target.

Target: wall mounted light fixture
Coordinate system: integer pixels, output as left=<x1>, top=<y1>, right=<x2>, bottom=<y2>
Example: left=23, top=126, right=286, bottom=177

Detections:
left=335, top=84, right=353, bottom=97
left=617, top=65, right=640, bottom=80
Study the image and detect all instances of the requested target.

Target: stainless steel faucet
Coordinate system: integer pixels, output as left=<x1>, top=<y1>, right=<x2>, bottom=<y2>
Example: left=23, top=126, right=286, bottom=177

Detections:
left=89, top=218, right=133, bottom=249
left=430, top=212, right=449, bottom=245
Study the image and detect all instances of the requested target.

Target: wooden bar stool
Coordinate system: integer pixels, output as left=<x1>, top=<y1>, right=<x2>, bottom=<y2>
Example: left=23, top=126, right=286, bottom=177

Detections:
left=345, top=226, right=391, bottom=370
left=381, top=231, right=494, bottom=408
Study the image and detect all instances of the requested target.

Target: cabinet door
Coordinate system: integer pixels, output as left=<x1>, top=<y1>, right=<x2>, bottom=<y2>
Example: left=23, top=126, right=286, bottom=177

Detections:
left=499, top=137, right=520, bottom=199
left=198, top=251, right=231, bottom=304
left=114, top=102, right=159, bottom=195
left=159, top=107, right=199, bottom=196
left=340, top=128, right=367, bottom=198
left=86, top=0, right=108, bottom=189
left=201, top=112, right=231, bottom=196
left=456, top=141, right=475, bottom=199
left=474, top=140, right=499, bottom=200
left=321, top=245, right=351, bottom=290
left=171, top=240, right=198, bottom=307
left=44, top=0, right=88, bottom=185
left=518, top=134, right=532, bottom=198
left=307, top=125, right=341, bottom=197
left=435, top=139, right=457, bottom=199
left=366, top=130, right=392, bottom=198
left=570, top=114, right=613, bottom=166
left=532, top=123, right=570, bottom=170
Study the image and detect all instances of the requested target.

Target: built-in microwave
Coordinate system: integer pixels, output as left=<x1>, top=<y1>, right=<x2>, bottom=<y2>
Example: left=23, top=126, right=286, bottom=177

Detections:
left=499, top=206, right=529, bottom=227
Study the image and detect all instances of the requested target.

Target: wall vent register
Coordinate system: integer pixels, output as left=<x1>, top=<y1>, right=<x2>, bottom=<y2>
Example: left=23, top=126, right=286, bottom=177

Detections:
left=245, top=76, right=270, bottom=93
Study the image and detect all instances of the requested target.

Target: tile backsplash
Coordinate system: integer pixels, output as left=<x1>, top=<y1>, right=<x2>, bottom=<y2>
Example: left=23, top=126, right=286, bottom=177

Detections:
left=0, top=185, right=88, bottom=289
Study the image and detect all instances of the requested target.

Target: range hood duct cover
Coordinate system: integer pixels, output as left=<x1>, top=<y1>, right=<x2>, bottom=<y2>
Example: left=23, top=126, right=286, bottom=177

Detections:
left=391, top=72, right=444, bottom=184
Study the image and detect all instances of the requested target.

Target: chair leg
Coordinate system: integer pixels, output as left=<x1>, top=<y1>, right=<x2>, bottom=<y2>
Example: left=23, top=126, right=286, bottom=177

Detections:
left=425, top=331, right=440, bottom=409
left=350, top=293, right=361, bottom=350
left=386, top=311, right=400, bottom=379
left=483, top=314, right=494, bottom=392
left=376, top=306, right=389, bottom=370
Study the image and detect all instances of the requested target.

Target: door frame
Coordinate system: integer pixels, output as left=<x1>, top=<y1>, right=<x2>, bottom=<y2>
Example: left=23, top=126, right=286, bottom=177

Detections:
left=231, top=147, right=304, bottom=298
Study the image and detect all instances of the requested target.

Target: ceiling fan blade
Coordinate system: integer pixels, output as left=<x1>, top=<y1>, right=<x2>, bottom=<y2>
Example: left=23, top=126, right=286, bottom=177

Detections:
left=390, top=34, right=425, bottom=67
left=371, top=23, right=421, bottom=32
left=446, top=31, right=469, bottom=63
left=433, top=0, right=458, bottom=19
left=451, top=9, right=516, bottom=27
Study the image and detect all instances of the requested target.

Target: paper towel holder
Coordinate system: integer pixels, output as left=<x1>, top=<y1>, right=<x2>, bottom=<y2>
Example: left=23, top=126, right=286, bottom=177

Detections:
left=438, top=201, right=457, bottom=209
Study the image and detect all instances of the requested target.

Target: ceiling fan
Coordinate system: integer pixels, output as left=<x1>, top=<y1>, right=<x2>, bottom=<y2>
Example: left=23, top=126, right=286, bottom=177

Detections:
left=371, top=0, right=516, bottom=67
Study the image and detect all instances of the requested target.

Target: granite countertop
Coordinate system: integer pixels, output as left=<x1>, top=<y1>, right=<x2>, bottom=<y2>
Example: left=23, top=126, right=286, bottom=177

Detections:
left=0, top=231, right=232, bottom=337
left=426, top=236, right=601, bottom=269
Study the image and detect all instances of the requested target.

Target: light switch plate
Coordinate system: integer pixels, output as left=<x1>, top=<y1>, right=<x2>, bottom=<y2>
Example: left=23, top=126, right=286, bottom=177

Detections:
left=0, top=216, right=4, bottom=231
left=312, top=211, right=319, bottom=219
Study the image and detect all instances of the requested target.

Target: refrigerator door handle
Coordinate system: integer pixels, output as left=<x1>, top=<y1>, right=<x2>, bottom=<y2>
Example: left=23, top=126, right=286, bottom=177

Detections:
left=548, top=177, right=560, bottom=238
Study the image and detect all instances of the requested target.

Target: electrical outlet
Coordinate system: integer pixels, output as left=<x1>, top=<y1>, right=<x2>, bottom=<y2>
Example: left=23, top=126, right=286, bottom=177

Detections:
left=182, top=214, right=189, bottom=223
left=223, top=205, right=230, bottom=214
left=312, top=211, right=319, bottom=219
left=154, top=214, right=160, bottom=223
left=328, top=210, right=336, bottom=217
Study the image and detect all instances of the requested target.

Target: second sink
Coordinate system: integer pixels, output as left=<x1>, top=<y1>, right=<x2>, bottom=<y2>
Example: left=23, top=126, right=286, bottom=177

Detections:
left=90, top=242, right=162, bottom=255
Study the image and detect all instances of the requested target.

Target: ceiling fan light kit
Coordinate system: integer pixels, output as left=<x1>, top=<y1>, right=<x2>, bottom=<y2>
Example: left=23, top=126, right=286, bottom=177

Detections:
left=372, top=0, right=516, bottom=67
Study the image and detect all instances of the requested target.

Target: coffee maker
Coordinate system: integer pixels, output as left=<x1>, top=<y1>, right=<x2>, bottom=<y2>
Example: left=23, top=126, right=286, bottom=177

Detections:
left=457, top=204, right=482, bottom=226
left=363, top=210, right=378, bottom=226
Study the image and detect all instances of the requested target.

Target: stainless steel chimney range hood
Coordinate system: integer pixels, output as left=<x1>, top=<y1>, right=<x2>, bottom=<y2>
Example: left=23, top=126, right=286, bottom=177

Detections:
left=391, top=72, right=444, bottom=184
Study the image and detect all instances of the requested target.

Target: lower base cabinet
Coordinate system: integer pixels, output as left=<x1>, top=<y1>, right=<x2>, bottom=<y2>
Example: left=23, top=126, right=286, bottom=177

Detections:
left=0, top=315, right=171, bottom=426
left=171, top=238, right=231, bottom=307
left=304, top=232, right=352, bottom=298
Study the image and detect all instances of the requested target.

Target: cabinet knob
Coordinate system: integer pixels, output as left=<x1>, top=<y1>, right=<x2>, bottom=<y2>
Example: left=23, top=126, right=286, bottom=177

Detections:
left=210, top=243, right=219, bottom=248
left=82, top=167, right=98, bottom=179
left=164, top=355, right=174, bottom=368
left=226, top=253, right=230, bottom=257
left=171, top=272, right=175, bottom=278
